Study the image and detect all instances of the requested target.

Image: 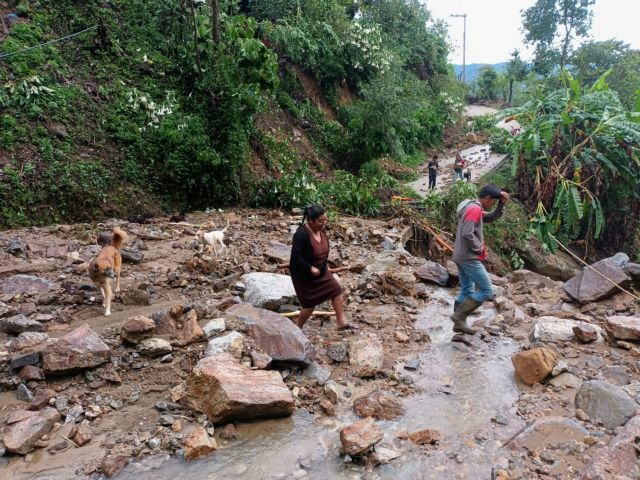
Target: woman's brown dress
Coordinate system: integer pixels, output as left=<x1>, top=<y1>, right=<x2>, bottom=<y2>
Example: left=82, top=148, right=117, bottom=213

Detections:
left=291, top=226, right=342, bottom=308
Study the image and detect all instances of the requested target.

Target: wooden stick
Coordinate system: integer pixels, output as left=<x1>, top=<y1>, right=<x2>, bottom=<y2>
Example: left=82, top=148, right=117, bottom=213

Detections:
left=61, top=435, right=79, bottom=448
left=281, top=311, right=336, bottom=318
left=329, top=266, right=350, bottom=274
left=277, top=263, right=289, bottom=269
left=421, top=225, right=454, bottom=253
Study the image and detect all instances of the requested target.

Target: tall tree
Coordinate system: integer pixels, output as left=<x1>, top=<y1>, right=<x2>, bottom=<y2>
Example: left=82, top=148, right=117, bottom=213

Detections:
left=209, top=0, right=221, bottom=44
left=571, top=39, right=630, bottom=85
left=506, top=49, right=528, bottom=105
left=521, top=0, right=595, bottom=74
left=475, top=65, right=498, bottom=101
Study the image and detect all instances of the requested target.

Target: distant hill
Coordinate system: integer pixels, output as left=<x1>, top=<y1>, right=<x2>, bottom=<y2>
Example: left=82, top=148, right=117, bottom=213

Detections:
left=453, top=62, right=508, bottom=83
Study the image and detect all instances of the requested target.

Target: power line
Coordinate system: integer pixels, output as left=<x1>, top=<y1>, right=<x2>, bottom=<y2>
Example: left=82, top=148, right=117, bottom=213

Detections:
left=0, top=25, right=97, bottom=60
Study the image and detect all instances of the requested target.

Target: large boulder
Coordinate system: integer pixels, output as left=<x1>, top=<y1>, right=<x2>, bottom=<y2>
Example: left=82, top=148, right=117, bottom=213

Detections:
left=511, top=347, right=557, bottom=386
left=414, top=261, right=449, bottom=286
left=509, top=269, right=561, bottom=290
left=511, top=416, right=589, bottom=451
left=353, top=390, right=405, bottom=420
left=350, top=335, right=384, bottom=378
left=575, top=380, right=637, bottom=430
left=340, top=417, right=384, bottom=456
left=264, top=240, right=291, bottom=264
left=515, top=239, right=581, bottom=281
left=3, top=408, right=61, bottom=454
left=563, top=258, right=631, bottom=304
left=530, top=317, right=603, bottom=343
left=204, top=331, right=244, bottom=360
left=183, top=354, right=294, bottom=424
left=0, top=314, right=43, bottom=335
left=582, top=415, right=640, bottom=480
left=225, top=303, right=315, bottom=366
left=43, top=324, right=111, bottom=374
left=241, top=272, right=297, bottom=310
left=605, top=315, right=640, bottom=341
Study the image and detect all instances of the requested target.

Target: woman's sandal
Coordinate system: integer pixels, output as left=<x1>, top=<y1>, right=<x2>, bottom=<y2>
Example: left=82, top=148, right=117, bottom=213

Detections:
left=337, top=324, right=358, bottom=332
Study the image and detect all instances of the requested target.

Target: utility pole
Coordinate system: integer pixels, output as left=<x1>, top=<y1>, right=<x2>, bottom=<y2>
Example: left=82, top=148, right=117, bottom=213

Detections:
left=450, top=13, right=467, bottom=83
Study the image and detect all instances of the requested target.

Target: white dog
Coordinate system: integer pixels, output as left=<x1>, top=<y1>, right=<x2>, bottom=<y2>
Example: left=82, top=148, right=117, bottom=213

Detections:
left=194, top=221, right=228, bottom=256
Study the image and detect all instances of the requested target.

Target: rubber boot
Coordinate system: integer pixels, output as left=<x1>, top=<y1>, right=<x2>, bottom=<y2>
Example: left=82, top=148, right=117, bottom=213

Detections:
left=453, top=300, right=461, bottom=312
left=450, top=298, right=481, bottom=334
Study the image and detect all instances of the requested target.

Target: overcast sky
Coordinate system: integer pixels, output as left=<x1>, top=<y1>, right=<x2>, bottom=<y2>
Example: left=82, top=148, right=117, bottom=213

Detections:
left=423, top=0, right=640, bottom=65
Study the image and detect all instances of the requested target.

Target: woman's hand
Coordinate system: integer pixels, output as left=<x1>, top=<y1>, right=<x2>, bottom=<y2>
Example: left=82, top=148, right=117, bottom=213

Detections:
left=310, top=266, right=320, bottom=276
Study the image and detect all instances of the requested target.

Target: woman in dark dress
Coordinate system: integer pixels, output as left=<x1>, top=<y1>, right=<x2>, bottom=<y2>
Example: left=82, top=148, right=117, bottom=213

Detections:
left=289, top=205, right=355, bottom=331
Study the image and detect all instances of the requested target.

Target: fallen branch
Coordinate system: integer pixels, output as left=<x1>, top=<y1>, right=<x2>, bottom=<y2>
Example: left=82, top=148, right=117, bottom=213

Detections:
left=281, top=311, right=336, bottom=318
left=61, top=435, right=79, bottom=448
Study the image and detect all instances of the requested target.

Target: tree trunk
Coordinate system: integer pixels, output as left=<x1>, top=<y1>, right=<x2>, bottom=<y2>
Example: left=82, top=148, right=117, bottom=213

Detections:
left=508, top=79, right=514, bottom=106
left=209, top=0, right=221, bottom=44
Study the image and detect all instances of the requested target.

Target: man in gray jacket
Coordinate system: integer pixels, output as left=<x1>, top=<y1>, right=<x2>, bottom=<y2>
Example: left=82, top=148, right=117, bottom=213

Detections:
left=451, top=183, right=510, bottom=334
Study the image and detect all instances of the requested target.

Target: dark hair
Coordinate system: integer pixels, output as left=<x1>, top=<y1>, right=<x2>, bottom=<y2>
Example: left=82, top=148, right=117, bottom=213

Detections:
left=432, top=154, right=438, bottom=160
left=301, top=205, right=326, bottom=225
left=478, top=183, right=502, bottom=199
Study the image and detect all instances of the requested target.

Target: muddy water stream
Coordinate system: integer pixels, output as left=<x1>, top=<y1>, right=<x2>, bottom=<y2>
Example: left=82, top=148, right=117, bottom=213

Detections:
left=122, top=288, right=523, bottom=480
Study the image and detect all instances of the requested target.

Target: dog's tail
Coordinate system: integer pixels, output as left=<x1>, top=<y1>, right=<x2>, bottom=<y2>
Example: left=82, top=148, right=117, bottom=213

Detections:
left=111, top=227, right=128, bottom=250
left=221, top=220, right=230, bottom=233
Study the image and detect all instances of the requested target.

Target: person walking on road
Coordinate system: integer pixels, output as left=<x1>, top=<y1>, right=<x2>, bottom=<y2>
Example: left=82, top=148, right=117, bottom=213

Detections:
left=450, top=184, right=510, bottom=334
left=428, top=155, right=439, bottom=190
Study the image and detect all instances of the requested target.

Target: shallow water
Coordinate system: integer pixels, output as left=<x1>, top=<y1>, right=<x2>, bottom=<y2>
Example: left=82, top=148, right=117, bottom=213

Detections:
left=123, top=288, right=523, bottom=480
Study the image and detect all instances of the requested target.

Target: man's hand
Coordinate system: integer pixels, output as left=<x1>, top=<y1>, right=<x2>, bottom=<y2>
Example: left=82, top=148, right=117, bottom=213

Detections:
left=499, top=191, right=511, bottom=204
left=310, top=266, right=320, bottom=276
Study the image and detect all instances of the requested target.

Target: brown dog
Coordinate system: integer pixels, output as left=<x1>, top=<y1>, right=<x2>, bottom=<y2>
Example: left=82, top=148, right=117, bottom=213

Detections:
left=89, top=227, right=128, bottom=316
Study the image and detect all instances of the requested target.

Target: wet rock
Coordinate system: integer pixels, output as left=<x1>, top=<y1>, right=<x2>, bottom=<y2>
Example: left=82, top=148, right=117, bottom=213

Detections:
left=511, top=347, right=557, bottom=386
left=4, top=407, right=61, bottom=455
left=16, top=383, right=34, bottom=402
left=226, top=303, right=315, bottom=367
left=73, top=421, right=92, bottom=446
left=573, top=324, right=598, bottom=343
left=138, top=338, right=173, bottom=357
left=121, top=315, right=156, bottom=344
left=151, top=305, right=203, bottom=347
left=100, top=455, right=129, bottom=478
left=408, top=429, right=442, bottom=445
left=183, top=354, right=294, bottom=424
left=340, top=417, right=384, bottom=456
left=575, top=380, right=637, bottom=429
left=43, top=324, right=111, bottom=374
left=0, top=314, right=43, bottom=335
left=10, top=331, right=49, bottom=351
left=120, top=249, right=144, bottom=264
left=353, top=390, right=405, bottom=420
left=320, top=399, right=335, bottom=416
left=264, top=240, right=291, bottom=264
left=18, top=365, right=45, bottom=381
left=241, top=272, right=297, bottom=309
left=326, top=342, right=348, bottom=363
left=324, top=381, right=340, bottom=403
left=511, top=416, right=589, bottom=450
left=414, top=261, right=449, bottom=286
left=203, top=318, right=226, bottom=337
left=530, top=317, right=603, bottom=343
left=220, top=423, right=237, bottom=440
left=371, top=444, right=401, bottom=465
left=183, top=426, right=218, bottom=460
left=303, top=361, right=331, bottom=385
left=204, top=332, right=244, bottom=360
left=549, top=372, right=582, bottom=389
left=250, top=351, right=272, bottom=369
left=563, top=258, right=631, bottom=304
left=349, top=335, right=384, bottom=378
left=5, top=237, right=26, bottom=257
left=0, top=275, right=56, bottom=295
left=605, top=315, right=640, bottom=341
left=582, top=415, right=640, bottom=479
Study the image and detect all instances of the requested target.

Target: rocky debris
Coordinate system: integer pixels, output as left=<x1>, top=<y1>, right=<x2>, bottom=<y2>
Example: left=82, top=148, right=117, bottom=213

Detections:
left=3, top=407, right=61, bottom=454
left=0, top=314, right=44, bottom=334
left=152, top=305, right=203, bottom=347
left=10, top=331, right=49, bottom=351
left=515, top=239, right=580, bottom=281
left=241, top=272, right=297, bottom=309
left=5, top=237, right=27, bottom=257
left=625, top=262, right=640, bottom=280
left=340, top=417, right=384, bottom=456
left=414, top=261, right=449, bottom=286
left=303, top=361, right=331, bottom=385
left=575, top=380, right=637, bottom=429
left=511, top=347, right=557, bottom=386
left=549, top=372, right=583, bottom=389
left=73, top=421, right=93, bottom=446
left=120, top=288, right=151, bottom=306
left=120, top=249, right=144, bottom=264
left=582, top=415, right=640, bottom=479
left=100, top=455, right=129, bottom=478
left=511, top=416, right=589, bottom=450
left=353, top=389, right=405, bottom=420
left=220, top=424, right=237, bottom=440
left=250, top=351, right=272, bottom=369
left=183, top=354, right=294, bottom=424
left=204, top=331, right=244, bottom=360
left=43, top=324, right=111, bottom=374
left=203, top=318, right=226, bottom=337
left=183, top=426, right=218, bottom=461
left=371, top=444, right=401, bottom=465
left=264, top=240, right=291, bottom=264
left=530, top=317, right=602, bottom=343
left=0, top=274, right=56, bottom=295
left=326, top=341, right=349, bottom=363
left=563, top=258, right=631, bottom=304
left=10, top=350, right=42, bottom=369
left=0, top=300, right=17, bottom=318
left=408, top=429, right=442, bottom=445
left=18, top=365, right=45, bottom=381
left=572, top=324, right=599, bottom=343
left=509, top=269, right=560, bottom=290
left=226, top=303, right=315, bottom=367
left=137, top=338, right=173, bottom=357
left=605, top=315, right=640, bottom=341
left=350, top=335, right=384, bottom=378
left=121, top=315, right=156, bottom=344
